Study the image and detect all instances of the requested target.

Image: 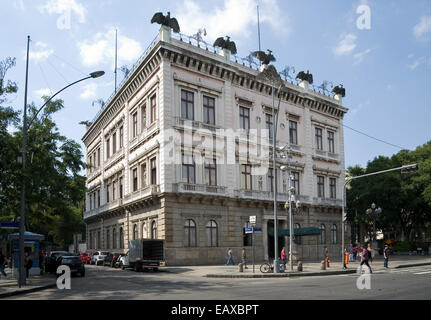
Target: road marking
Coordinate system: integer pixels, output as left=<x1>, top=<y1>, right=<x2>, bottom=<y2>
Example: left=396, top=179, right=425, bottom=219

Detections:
left=414, top=270, right=431, bottom=275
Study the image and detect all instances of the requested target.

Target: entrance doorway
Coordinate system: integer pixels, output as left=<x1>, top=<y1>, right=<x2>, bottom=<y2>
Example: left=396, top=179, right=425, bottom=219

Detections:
left=267, top=220, right=285, bottom=260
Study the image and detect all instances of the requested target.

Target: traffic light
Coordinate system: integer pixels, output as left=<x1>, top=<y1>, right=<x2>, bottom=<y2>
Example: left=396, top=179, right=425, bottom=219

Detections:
left=401, top=163, right=419, bottom=173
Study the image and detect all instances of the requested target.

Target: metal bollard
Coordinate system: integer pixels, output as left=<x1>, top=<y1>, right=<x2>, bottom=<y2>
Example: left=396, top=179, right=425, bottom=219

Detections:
left=320, top=260, right=326, bottom=270
left=238, top=263, right=244, bottom=272
left=297, top=261, right=303, bottom=272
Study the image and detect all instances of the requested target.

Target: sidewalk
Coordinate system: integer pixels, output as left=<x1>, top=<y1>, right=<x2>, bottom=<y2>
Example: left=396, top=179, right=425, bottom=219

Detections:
left=199, top=255, right=431, bottom=278
left=0, top=270, right=57, bottom=298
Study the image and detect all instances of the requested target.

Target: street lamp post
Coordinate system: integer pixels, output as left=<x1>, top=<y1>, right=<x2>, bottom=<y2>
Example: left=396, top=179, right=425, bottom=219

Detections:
left=18, top=35, right=104, bottom=287
left=366, top=203, right=382, bottom=249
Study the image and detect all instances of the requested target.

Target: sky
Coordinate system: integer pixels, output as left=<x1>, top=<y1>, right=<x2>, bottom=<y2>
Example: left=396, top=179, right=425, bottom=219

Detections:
left=1, top=0, right=430, bottom=169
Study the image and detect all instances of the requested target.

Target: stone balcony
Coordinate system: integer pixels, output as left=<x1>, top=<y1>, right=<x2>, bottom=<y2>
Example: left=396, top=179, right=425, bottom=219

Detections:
left=173, top=117, right=222, bottom=133
left=83, top=198, right=123, bottom=220
left=172, top=182, right=227, bottom=195
left=123, top=184, right=160, bottom=205
left=312, top=197, right=343, bottom=207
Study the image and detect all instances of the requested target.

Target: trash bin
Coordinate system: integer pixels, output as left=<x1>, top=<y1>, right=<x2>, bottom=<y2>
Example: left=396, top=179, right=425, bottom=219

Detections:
left=238, top=263, right=244, bottom=272
left=320, top=260, right=326, bottom=270
left=297, top=261, right=303, bottom=272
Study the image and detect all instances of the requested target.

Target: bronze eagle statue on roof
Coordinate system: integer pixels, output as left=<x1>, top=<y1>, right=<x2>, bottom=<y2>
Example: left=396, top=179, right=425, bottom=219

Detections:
left=213, top=36, right=237, bottom=55
left=251, top=49, right=276, bottom=65
left=332, top=84, right=346, bottom=97
left=296, top=70, right=313, bottom=84
left=151, top=12, right=180, bottom=33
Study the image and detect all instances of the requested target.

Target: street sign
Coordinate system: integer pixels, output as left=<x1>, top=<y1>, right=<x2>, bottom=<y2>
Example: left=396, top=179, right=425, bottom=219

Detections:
left=245, top=227, right=253, bottom=234
left=1, top=222, right=19, bottom=229
left=249, top=216, right=256, bottom=224
left=253, top=228, right=262, bottom=232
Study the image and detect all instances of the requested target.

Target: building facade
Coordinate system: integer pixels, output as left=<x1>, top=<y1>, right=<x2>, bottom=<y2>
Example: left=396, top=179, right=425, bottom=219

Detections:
left=83, top=27, right=349, bottom=265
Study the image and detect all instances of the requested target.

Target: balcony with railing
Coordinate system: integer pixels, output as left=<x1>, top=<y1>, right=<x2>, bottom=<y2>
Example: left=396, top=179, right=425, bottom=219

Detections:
left=83, top=198, right=123, bottom=220
left=173, top=117, right=221, bottom=133
left=313, top=148, right=339, bottom=162
left=312, top=197, right=343, bottom=207
left=172, top=182, right=227, bottom=195
left=123, top=184, right=160, bottom=204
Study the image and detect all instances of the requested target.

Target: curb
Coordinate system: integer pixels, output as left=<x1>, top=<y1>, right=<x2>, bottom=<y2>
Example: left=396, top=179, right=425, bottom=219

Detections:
left=0, top=283, right=57, bottom=299
left=205, top=261, right=431, bottom=278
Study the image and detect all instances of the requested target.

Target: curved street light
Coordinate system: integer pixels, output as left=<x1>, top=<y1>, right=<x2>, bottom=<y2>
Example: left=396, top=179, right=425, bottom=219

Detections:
left=18, top=36, right=104, bottom=287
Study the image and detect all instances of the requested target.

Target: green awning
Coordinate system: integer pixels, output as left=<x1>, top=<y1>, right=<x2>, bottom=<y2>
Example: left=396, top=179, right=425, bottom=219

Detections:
left=268, top=227, right=321, bottom=237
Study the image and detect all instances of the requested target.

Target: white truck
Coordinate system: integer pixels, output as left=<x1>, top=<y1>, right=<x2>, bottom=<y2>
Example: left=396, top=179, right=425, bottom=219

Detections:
left=126, top=239, right=165, bottom=272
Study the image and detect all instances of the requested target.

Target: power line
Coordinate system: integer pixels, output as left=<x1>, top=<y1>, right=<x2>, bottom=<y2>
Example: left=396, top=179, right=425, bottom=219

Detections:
left=52, top=53, right=87, bottom=77
left=343, top=123, right=408, bottom=150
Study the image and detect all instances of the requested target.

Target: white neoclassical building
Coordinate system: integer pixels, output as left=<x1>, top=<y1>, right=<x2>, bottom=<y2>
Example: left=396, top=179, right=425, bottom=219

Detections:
left=82, top=27, right=349, bottom=265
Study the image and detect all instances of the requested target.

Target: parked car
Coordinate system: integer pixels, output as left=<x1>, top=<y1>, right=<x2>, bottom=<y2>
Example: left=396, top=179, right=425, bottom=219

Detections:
left=78, top=252, right=91, bottom=264
left=118, top=252, right=129, bottom=270
left=58, top=255, right=85, bottom=277
left=91, top=251, right=109, bottom=265
left=45, top=251, right=74, bottom=273
left=103, top=252, right=122, bottom=267
left=114, top=253, right=127, bottom=268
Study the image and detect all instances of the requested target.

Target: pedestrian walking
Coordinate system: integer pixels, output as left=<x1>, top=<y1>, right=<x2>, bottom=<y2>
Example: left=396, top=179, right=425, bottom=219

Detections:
left=0, top=251, right=7, bottom=279
left=25, top=252, right=33, bottom=278
left=343, top=248, right=349, bottom=270
left=347, top=243, right=354, bottom=262
left=359, top=245, right=372, bottom=274
left=226, top=248, right=235, bottom=265
left=241, top=248, right=248, bottom=269
left=324, top=247, right=330, bottom=268
left=356, top=243, right=362, bottom=262
left=383, top=244, right=390, bottom=268
left=281, top=247, right=287, bottom=271
left=367, top=243, right=373, bottom=263
left=352, top=245, right=357, bottom=261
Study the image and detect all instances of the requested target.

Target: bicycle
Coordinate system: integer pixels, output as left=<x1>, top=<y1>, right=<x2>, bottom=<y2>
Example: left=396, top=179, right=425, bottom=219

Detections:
left=260, top=260, right=286, bottom=273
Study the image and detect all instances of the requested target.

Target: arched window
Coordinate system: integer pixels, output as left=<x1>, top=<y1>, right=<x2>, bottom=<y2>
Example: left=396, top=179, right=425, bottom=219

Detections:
left=119, top=227, right=124, bottom=249
left=133, top=224, right=138, bottom=240
left=151, top=220, right=157, bottom=239
left=142, top=222, right=148, bottom=239
left=320, top=224, right=326, bottom=245
left=206, top=220, right=218, bottom=247
left=331, top=224, right=337, bottom=244
left=106, top=229, right=110, bottom=249
left=184, top=219, right=197, bottom=247
left=294, top=223, right=301, bottom=245
left=112, top=228, right=117, bottom=249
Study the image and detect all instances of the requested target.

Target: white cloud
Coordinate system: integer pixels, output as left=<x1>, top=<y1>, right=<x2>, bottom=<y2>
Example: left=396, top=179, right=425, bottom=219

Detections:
left=353, top=48, right=372, bottom=65
left=80, top=83, right=98, bottom=99
left=407, top=56, right=426, bottom=70
left=413, top=16, right=431, bottom=41
left=39, top=0, right=86, bottom=23
left=333, top=33, right=357, bottom=56
left=175, top=0, right=288, bottom=44
left=13, top=0, right=25, bottom=10
left=29, top=42, right=54, bottom=61
left=33, top=88, right=53, bottom=98
left=77, top=28, right=142, bottom=67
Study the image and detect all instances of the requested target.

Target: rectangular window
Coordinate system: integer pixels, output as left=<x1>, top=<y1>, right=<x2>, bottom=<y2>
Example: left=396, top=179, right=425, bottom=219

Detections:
left=89, top=155, right=93, bottom=172
left=330, top=178, right=336, bottom=199
left=132, top=168, right=138, bottom=192
left=266, top=114, right=274, bottom=139
left=205, top=159, right=217, bottom=186
left=97, top=148, right=101, bottom=167
left=141, top=163, right=147, bottom=188
left=315, top=128, right=323, bottom=150
left=181, top=90, right=194, bottom=120
left=97, top=190, right=100, bottom=207
left=289, top=121, right=298, bottom=145
left=241, top=164, right=252, bottom=190
left=112, top=181, right=116, bottom=201
left=292, top=171, right=300, bottom=195
left=106, top=138, right=110, bottom=159
left=203, top=96, right=215, bottom=125
left=112, top=132, right=117, bottom=155
left=141, top=103, right=146, bottom=131
left=132, top=112, right=138, bottom=138
left=106, top=184, right=110, bottom=203
left=182, top=155, right=196, bottom=184
left=119, top=127, right=123, bottom=149
left=119, top=177, right=123, bottom=199
left=317, top=176, right=325, bottom=198
left=328, top=131, right=335, bottom=153
left=267, top=168, right=274, bottom=192
left=239, top=106, right=250, bottom=131
left=150, top=94, right=157, bottom=123
left=89, top=193, right=93, bottom=210
left=150, top=158, right=157, bottom=185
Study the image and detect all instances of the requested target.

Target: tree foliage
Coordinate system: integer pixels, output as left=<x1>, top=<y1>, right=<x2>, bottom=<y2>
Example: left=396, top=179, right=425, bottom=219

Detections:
left=346, top=142, right=431, bottom=242
left=0, top=57, right=86, bottom=247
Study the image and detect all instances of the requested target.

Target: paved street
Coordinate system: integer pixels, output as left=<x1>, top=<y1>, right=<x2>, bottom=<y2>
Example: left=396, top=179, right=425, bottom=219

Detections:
left=8, top=263, right=431, bottom=300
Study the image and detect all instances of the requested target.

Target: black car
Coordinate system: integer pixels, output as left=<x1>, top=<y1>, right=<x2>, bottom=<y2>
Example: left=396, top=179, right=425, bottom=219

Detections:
left=58, top=256, right=85, bottom=277
left=103, top=252, right=121, bottom=267
left=45, top=251, right=74, bottom=273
